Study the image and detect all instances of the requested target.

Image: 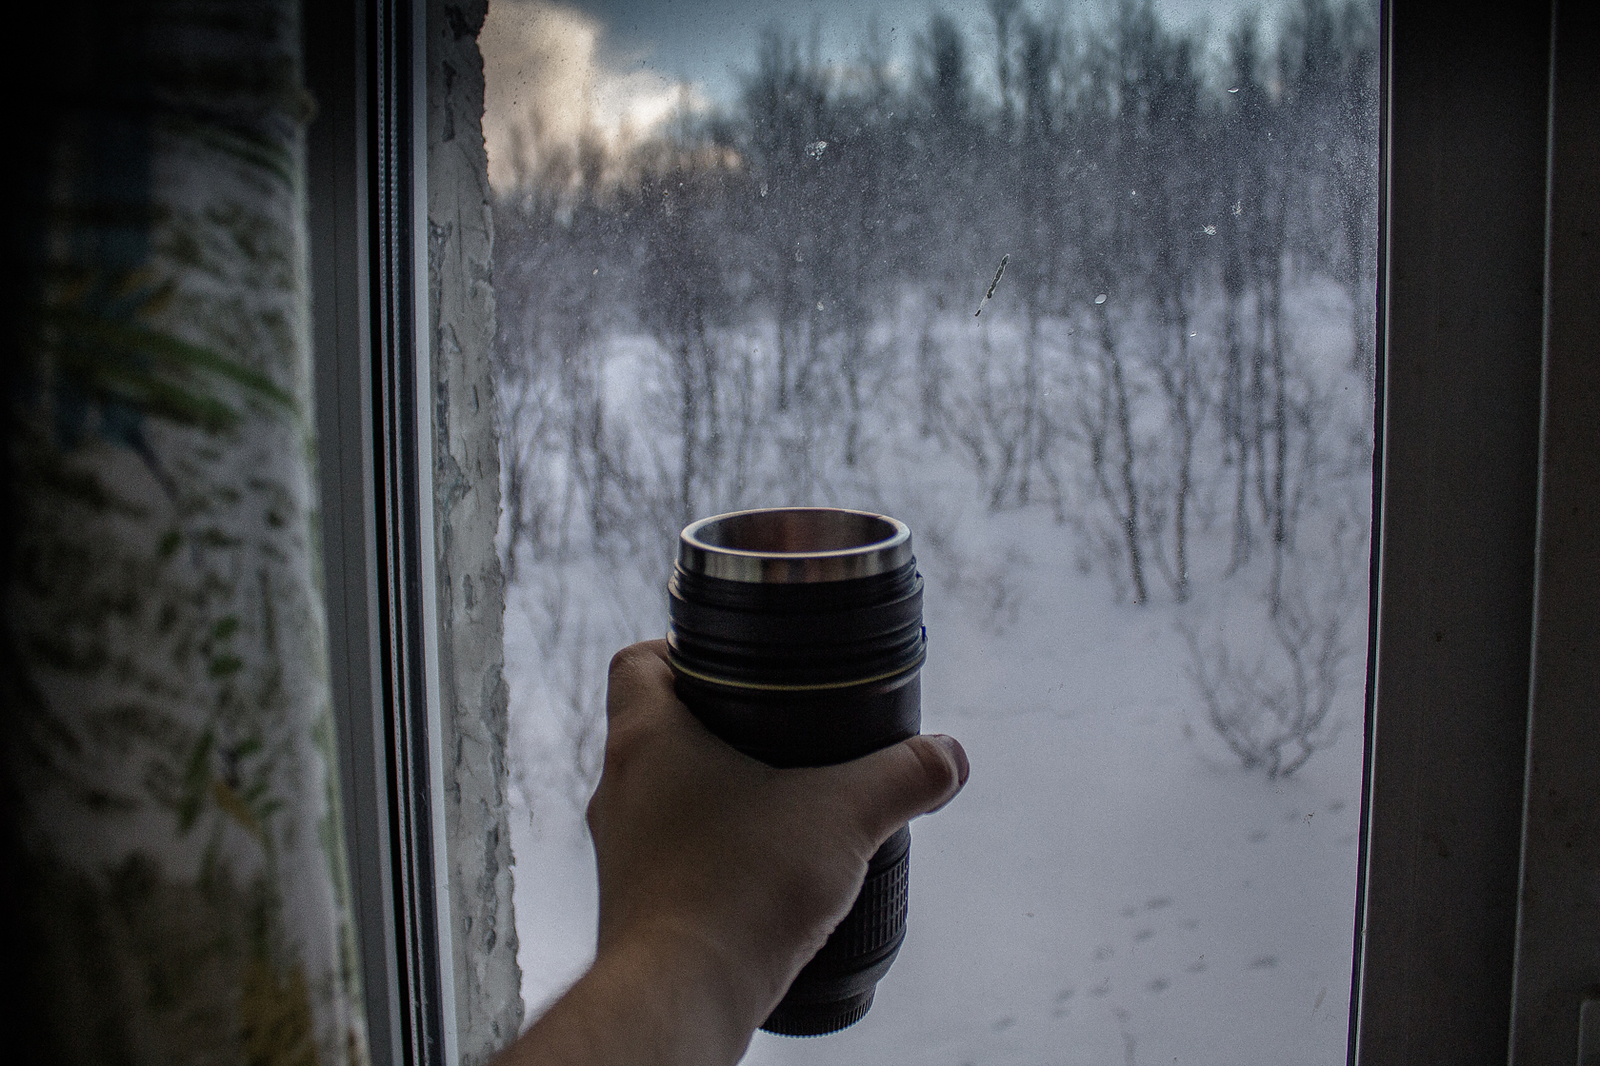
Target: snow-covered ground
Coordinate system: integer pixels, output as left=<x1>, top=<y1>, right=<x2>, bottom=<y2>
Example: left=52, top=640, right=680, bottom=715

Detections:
left=507, top=556, right=1364, bottom=1064
left=502, top=286, right=1370, bottom=1065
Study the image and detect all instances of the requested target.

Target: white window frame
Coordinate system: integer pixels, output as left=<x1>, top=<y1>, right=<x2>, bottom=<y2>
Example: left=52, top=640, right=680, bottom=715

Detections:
left=306, top=2, right=456, bottom=1063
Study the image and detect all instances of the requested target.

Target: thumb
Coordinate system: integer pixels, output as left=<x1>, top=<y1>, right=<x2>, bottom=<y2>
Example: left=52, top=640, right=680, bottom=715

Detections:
left=839, top=734, right=970, bottom=849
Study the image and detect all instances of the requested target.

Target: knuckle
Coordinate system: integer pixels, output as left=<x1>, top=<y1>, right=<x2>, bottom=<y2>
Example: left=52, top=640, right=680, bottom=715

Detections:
left=904, top=735, right=953, bottom=793
left=607, top=644, right=639, bottom=682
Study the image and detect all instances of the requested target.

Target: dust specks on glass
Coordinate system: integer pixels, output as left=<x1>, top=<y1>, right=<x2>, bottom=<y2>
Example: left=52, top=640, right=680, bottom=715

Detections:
left=481, top=1, right=1378, bottom=1061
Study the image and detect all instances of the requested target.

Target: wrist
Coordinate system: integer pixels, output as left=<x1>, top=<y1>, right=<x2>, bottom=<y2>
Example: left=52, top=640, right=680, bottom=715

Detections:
left=502, top=920, right=768, bottom=1066
left=599, top=917, right=776, bottom=1057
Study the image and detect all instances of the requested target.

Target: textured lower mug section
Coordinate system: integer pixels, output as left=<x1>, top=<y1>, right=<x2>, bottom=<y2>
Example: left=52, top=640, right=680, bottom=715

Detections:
left=760, top=828, right=911, bottom=1037
left=761, top=990, right=876, bottom=1037
left=814, top=837, right=910, bottom=962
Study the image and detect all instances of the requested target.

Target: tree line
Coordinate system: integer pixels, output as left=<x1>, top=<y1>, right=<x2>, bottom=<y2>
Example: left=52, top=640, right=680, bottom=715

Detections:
left=496, top=0, right=1375, bottom=593
left=494, top=0, right=1379, bottom=781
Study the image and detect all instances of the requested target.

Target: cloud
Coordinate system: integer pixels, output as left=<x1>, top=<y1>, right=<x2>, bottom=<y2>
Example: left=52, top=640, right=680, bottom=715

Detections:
left=480, top=0, right=706, bottom=192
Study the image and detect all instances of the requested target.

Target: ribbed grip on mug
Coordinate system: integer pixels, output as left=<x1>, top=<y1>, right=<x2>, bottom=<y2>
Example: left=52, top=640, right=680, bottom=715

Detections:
left=759, top=826, right=911, bottom=1037
left=818, top=837, right=909, bottom=960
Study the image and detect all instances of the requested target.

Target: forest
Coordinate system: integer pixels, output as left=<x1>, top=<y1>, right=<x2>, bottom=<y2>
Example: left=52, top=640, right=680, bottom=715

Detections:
left=493, top=0, right=1379, bottom=802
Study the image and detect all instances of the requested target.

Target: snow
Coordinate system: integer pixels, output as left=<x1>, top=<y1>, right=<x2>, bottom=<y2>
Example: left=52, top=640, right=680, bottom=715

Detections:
left=508, top=540, right=1364, bottom=1064
left=502, top=285, right=1369, bottom=1062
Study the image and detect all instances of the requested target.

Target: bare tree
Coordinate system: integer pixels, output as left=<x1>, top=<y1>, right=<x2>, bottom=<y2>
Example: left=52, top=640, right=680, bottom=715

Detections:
left=1148, top=280, right=1208, bottom=603
left=492, top=131, right=621, bottom=575
left=1082, top=298, right=1151, bottom=604
left=916, top=294, right=951, bottom=443
left=1138, top=18, right=1208, bottom=602
left=631, top=151, right=734, bottom=530
left=1217, top=17, right=1274, bottom=578
left=1183, top=590, right=1344, bottom=779
left=981, top=14, right=1070, bottom=514
left=736, top=29, right=833, bottom=412
left=1184, top=512, right=1364, bottom=778
left=988, top=0, right=1024, bottom=137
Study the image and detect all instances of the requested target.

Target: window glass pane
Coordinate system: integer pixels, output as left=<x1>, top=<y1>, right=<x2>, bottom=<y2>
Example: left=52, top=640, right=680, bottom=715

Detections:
left=483, top=1, right=1379, bottom=1062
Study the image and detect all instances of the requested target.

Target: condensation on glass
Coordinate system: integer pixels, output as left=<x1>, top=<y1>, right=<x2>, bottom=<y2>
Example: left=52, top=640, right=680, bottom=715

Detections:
left=480, top=1, right=1380, bottom=1063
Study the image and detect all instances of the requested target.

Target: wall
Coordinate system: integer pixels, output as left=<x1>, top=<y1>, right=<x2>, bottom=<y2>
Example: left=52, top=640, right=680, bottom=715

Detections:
left=426, top=1, right=526, bottom=1061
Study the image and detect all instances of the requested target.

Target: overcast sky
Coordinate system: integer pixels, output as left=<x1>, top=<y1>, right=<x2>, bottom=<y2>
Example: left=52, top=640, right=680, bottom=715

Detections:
left=555, top=0, right=1259, bottom=100
left=480, top=0, right=1270, bottom=191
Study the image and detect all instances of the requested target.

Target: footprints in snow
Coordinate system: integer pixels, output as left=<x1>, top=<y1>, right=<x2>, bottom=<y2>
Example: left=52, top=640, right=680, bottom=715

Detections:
left=1044, top=894, right=1205, bottom=1024
left=1105, top=894, right=1196, bottom=1002
left=1120, top=895, right=1174, bottom=917
left=1049, top=885, right=1286, bottom=1026
left=1021, top=799, right=1354, bottom=1034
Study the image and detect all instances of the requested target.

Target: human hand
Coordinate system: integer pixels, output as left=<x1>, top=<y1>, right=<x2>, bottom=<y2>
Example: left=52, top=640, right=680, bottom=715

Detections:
left=498, top=639, right=968, bottom=1066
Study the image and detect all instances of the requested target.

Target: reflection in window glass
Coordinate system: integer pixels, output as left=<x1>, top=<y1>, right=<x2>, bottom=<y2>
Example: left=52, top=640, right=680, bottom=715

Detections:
left=483, top=0, right=1378, bottom=1062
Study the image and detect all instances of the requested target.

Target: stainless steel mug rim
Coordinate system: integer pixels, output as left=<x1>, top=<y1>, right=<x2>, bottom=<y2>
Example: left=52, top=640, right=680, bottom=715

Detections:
left=678, top=507, right=913, bottom=584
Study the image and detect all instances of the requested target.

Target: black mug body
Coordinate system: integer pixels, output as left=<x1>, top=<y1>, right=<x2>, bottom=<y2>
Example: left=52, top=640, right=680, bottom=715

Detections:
left=665, top=507, right=926, bottom=1036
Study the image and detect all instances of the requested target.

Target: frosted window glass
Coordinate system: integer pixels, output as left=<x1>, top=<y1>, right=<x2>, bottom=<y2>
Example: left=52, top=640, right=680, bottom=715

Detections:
left=484, top=1, right=1378, bottom=1062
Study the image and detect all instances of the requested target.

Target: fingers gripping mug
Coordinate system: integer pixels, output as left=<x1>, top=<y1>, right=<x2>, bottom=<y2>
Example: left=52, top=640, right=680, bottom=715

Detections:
left=665, top=507, right=926, bottom=1036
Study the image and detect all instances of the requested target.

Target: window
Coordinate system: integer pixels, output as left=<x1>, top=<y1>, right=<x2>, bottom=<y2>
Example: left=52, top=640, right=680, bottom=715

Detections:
left=484, top=1, right=1377, bottom=1062
left=303, top=1, right=1599, bottom=1063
